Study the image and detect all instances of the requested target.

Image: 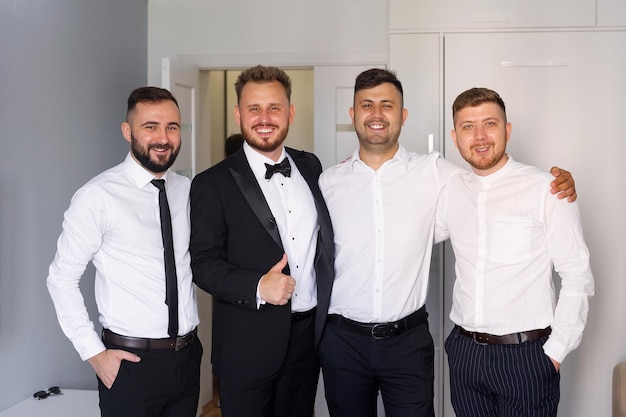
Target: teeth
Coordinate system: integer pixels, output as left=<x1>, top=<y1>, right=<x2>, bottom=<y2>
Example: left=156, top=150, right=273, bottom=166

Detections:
left=368, top=124, right=385, bottom=129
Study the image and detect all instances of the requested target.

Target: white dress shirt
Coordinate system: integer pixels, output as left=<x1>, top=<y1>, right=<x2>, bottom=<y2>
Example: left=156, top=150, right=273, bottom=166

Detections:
left=319, top=145, right=462, bottom=323
left=435, top=156, right=594, bottom=362
left=47, top=153, right=199, bottom=361
left=243, top=143, right=319, bottom=312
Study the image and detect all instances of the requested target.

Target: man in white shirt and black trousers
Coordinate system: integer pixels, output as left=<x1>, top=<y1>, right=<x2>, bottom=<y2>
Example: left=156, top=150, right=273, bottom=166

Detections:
left=47, top=87, right=201, bottom=417
left=435, top=87, right=594, bottom=417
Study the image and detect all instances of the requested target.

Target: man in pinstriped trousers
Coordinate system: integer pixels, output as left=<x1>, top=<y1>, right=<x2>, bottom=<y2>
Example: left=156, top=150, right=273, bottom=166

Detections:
left=435, top=87, right=594, bottom=417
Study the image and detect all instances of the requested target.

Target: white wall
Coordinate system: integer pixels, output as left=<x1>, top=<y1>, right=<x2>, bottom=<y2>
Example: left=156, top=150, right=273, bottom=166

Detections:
left=0, top=0, right=148, bottom=412
left=147, top=0, right=388, bottom=85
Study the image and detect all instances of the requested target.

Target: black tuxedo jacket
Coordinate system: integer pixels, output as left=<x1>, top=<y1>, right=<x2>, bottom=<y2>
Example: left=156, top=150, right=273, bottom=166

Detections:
left=190, top=146, right=334, bottom=380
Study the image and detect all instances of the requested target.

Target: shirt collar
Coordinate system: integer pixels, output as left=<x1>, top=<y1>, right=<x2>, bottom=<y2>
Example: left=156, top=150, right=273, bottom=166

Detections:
left=122, top=152, right=171, bottom=189
left=348, top=144, right=410, bottom=172
left=243, top=141, right=288, bottom=181
left=470, top=154, right=513, bottom=183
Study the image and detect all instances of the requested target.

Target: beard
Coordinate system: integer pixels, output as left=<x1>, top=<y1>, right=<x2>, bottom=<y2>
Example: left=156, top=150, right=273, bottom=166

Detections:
left=462, top=145, right=506, bottom=172
left=131, top=133, right=180, bottom=174
left=241, top=123, right=289, bottom=154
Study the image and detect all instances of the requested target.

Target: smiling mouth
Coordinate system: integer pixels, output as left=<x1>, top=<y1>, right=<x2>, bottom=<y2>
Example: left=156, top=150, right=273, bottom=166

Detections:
left=472, top=145, right=492, bottom=154
left=150, top=145, right=172, bottom=152
left=254, top=125, right=277, bottom=135
left=368, top=123, right=386, bottom=130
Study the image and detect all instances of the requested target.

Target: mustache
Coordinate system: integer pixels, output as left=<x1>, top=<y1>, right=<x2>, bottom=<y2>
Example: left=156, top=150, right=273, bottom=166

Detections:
left=365, top=118, right=388, bottom=126
left=252, top=123, right=278, bottom=129
left=149, top=143, right=173, bottom=151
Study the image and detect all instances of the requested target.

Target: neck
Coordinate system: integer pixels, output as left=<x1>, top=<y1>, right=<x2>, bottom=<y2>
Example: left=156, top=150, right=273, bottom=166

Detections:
left=359, top=144, right=398, bottom=171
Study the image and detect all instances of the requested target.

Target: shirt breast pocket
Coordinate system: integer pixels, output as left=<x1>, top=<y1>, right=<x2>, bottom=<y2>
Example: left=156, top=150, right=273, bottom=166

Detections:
left=488, top=217, right=536, bottom=264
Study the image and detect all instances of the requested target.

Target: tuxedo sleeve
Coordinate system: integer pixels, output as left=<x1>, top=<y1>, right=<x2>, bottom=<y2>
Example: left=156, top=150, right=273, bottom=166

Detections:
left=189, top=170, right=261, bottom=309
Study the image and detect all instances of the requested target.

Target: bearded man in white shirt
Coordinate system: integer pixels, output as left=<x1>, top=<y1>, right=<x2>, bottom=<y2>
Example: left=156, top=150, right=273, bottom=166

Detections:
left=318, top=69, right=578, bottom=417
left=47, top=87, right=202, bottom=417
left=435, top=87, right=594, bottom=417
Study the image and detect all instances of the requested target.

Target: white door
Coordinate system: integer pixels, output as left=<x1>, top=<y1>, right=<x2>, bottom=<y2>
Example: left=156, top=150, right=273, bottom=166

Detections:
left=313, top=65, right=375, bottom=169
left=389, top=32, right=445, bottom=417
left=162, top=57, right=210, bottom=417
left=313, top=64, right=390, bottom=417
left=161, top=57, right=200, bottom=179
left=443, top=30, right=626, bottom=417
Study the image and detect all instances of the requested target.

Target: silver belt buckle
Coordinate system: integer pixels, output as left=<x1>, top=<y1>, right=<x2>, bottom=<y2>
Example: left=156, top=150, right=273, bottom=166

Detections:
left=371, top=323, right=397, bottom=340
left=472, top=332, right=489, bottom=346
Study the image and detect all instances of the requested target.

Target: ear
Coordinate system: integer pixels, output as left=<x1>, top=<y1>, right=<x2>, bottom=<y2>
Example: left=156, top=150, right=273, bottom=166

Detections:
left=349, top=107, right=355, bottom=125
left=451, top=129, right=459, bottom=149
left=505, top=122, right=512, bottom=143
left=401, top=108, right=408, bottom=126
left=121, top=122, right=132, bottom=144
left=288, top=104, right=295, bottom=125
left=234, top=106, right=242, bottom=126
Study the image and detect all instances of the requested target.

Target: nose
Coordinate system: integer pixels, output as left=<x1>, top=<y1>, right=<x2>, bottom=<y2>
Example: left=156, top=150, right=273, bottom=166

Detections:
left=473, top=125, right=487, bottom=140
left=371, top=104, right=384, bottom=117
left=258, top=109, right=272, bottom=124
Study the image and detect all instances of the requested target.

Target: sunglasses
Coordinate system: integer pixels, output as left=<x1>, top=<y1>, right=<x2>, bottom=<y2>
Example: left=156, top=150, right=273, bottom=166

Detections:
left=33, top=386, right=63, bottom=400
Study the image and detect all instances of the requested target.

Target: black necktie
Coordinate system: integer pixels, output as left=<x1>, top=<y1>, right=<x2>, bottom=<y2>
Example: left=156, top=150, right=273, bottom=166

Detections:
left=151, top=179, right=178, bottom=338
left=264, top=157, right=291, bottom=180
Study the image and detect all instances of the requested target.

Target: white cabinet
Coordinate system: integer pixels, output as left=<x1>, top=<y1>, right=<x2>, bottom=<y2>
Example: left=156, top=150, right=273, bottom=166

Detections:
left=389, top=32, right=445, bottom=417
left=389, top=33, right=442, bottom=155
left=598, top=0, right=626, bottom=26
left=390, top=0, right=596, bottom=30
left=442, top=30, right=626, bottom=417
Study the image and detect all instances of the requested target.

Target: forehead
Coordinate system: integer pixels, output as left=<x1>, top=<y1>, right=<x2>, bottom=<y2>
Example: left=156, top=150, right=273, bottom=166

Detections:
left=240, top=81, right=289, bottom=105
left=354, top=82, right=401, bottom=103
left=131, top=101, right=180, bottom=122
left=456, top=102, right=504, bottom=120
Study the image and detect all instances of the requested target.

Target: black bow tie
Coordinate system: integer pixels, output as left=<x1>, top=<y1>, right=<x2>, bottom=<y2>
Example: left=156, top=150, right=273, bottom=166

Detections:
left=264, top=157, right=291, bottom=179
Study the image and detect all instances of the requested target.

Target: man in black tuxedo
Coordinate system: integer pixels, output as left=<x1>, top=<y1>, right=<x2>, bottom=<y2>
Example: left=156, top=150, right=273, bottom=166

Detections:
left=190, top=65, right=334, bottom=417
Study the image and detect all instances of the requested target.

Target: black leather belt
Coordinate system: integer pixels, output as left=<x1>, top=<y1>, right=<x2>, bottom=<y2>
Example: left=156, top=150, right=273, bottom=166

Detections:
left=327, top=307, right=427, bottom=340
left=292, top=308, right=316, bottom=322
left=456, top=326, right=551, bottom=345
left=102, top=328, right=197, bottom=351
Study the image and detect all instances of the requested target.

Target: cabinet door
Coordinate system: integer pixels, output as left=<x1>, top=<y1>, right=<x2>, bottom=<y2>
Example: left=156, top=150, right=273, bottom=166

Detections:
left=443, top=30, right=626, bottom=417
left=390, top=33, right=442, bottom=155
left=598, top=0, right=626, bottom=26
left=389, top=33, right=444, bottom=417
left=390, top=0, right=596, bottom=30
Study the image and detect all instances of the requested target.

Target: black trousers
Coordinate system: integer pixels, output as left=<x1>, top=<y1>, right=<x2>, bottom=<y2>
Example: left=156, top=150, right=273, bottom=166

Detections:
left=98, top=338, right=203, bottom=417
left=217, top=313, right=319, bottom=417
left=319, top=318, right=435, bottom=417
left=445, top=327, right=560, bottom=417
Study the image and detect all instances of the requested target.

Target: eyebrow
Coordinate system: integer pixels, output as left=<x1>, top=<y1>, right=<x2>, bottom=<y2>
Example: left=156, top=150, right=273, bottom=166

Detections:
left=459, top=116, right=499, bottom=124
left=246, top=102, right=284, bottom=108
left=359, top=98, right=395, bottom=104
left=140, top=121, right=181, bottom=128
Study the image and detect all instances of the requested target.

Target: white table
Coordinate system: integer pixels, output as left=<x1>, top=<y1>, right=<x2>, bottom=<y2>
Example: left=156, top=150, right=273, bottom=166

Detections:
left=0, top=389, right=99, bottom=417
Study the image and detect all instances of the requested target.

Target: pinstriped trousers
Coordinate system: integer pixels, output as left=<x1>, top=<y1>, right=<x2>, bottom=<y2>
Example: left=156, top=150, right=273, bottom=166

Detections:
left=445, top=327, right=560, bottom=417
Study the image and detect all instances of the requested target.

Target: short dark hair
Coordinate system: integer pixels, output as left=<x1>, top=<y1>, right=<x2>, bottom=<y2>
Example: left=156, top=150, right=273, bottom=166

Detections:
left=452, top=87, right=507, bottom=124
left=354, top=68, right=404, bottom=106
left=225, top=133, right=244, bottom=156
left=234, top=65, right=292, bottom=103
left=126, top=87, right=179, bottom=121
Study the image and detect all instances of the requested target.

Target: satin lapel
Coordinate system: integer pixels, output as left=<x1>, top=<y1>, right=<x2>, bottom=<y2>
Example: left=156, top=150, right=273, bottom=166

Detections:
left=230, top=151, right=283, bottom=250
